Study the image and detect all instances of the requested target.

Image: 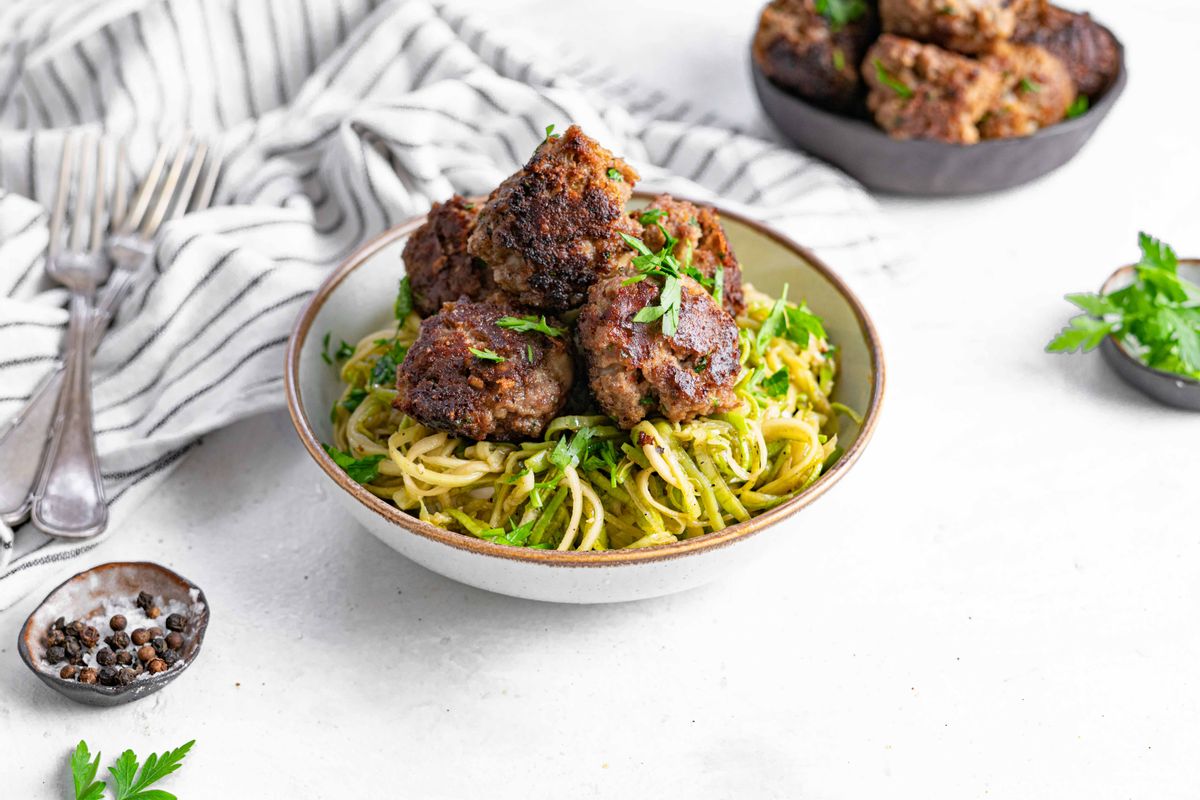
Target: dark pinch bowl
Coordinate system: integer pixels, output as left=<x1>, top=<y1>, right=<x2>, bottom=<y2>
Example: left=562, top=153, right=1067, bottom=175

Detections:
left=1098, top=260, right=1200, bottom=411
left=18, top=562, right=209, bottom=707
left=751, top=23, right=1126, bottom=196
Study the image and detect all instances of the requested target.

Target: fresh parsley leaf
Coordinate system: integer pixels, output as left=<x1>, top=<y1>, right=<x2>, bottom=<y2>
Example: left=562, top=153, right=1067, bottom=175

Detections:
left=1065, top=292, right=1118, bottom=317
left=620, top=232, right=654, bottom=257
left=832, top=47, right=846, bottom=72
left=321, top=332, right=333, bottom=365
left=632, top=305, right=666, bottom=323
left=1019, top=77, right=1041, bottom=94
left=480, top=520, right=537, bottom=547
left=638, top=208, right=668, bottom=225
left=527, top=343, right=535, bottom=363
left=694, top=355, right=708, bottom=373
left=469, top=347, right=506, bottom=362
left=757, top=287, right=790, bottom=352
left=580, top=438, right=623, bottom=488
left=394, top=276, right=413, bottom=321
left=712, top=265, right=724, bottom=306
left=815, top=0, right=867, bottom=30
left=785, top=303, right=827, bottom=348
left=323, top=444, right=386, bottom=483
left=334, top=340, right=355, bottom=361
left=370, top=339, right=408, bottom=386
left=71, top=741, right=106, bottom=800
left=873, top=59, right=914, bottom=99
left=1066, top=95, right=1089, bottom=119
left=606, top=167, right=624, bottom=181
left=1046, top=314, right=1115, bottom=353
left=550, top=427, right=595, bottom=471
left=109, top=740, right=194, bottom=800
left=763, top=367, right=791, bottom=398
left=496, top=315, right=565, bottom=337
left=341, top=387, right=368, bottom=413
left=544, top=124, right=556, bottom=140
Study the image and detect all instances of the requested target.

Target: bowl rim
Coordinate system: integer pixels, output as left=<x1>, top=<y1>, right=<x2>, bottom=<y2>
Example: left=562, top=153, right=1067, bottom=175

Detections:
left=16, top=561, right=210, bottom=698
left=283, top=190, right=886, bottom=567
left=751, top=16, right=1127, bottom=150
left=1099, top=259, right=1200, bottom=388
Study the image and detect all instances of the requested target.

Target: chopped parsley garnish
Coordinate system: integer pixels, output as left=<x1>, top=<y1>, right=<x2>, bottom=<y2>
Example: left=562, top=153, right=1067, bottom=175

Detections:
left=873, top=59, right=914, bottom=99
left=1066, top=95, right=1089, bottom=119
left=370, top=339, right=408, bottom=386
left=1019, top=77, right=1041, bottom=94
left=607, top=167, right=624, bottom=181
left=526, top=343, right=535, bottom=363
left=580, top=438, right=623, bottom=488
left=694, top=355, right=708, bottom=373
left=763, top=367, right=790, bottom=398
left=832, top=47, right=846, bottom=72
left=334, top=340, right=354, bottom=360
left=480, top=520, right=538, bottom=547
left=394, top=276, right=413, bottom=321
left=815, top=0, right=868, bottom=30
left=322, top=444, right=386, bottom=483
left=712, top=265, right=725, bottom=306
left=755, top=283, right=827, bottom=355
left=331, top=387, right=369, bottom=422
left=639, top=208, right=668, bottom=225
left=621, top=231, right=685, bottom=338
left=550, top=427, right=595, bottom=470
left=469, top=347, right=506, bottom=362
left=1047, top=232, right=1200, bottom=379
left=544, top=123, right=557, bottom=140
left=496, top=315, right=566, bottom=337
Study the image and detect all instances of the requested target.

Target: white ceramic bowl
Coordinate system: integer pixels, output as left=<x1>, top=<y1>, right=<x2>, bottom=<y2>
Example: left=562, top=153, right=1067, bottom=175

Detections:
left=284, top=193, right=885, bottom=603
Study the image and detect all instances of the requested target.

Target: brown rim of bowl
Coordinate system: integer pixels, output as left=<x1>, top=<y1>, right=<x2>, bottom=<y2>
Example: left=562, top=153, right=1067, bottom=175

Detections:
left=1100, top=259, right=1200, bottom=386
left=284, top=191, right=886, bottom=567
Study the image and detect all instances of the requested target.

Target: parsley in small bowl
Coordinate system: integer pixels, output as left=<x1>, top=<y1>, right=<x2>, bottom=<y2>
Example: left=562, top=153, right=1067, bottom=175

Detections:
left=1047, top=232, right=1200, bottom=409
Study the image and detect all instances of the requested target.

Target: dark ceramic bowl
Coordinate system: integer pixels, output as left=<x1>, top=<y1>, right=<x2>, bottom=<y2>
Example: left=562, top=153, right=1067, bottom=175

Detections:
left=1098, top=260, right=1200, bottom=411
left=18, top=562, right=209, bottom=707
left=751, top=25, right=1126, bottom=196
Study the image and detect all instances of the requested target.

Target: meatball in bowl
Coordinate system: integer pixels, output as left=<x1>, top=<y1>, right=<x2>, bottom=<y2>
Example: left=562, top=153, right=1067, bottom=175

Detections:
left=285, top=190, right=883, bottom=603
left=750, top=0, right=1126, bottom=194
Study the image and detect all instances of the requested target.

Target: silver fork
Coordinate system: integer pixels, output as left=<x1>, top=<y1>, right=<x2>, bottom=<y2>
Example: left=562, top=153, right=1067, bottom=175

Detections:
left=27, top=133, right=113, bottom=538
left=0, top=134, right=223, bottom=531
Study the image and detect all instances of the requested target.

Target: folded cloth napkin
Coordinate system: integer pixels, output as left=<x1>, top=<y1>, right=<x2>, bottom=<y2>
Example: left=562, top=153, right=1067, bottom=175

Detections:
left=0, top=0, right=894, bottom=609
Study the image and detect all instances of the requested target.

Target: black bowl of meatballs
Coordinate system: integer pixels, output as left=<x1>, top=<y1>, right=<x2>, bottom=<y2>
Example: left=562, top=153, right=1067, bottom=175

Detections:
left=751, top=0, right=1126, bottom=195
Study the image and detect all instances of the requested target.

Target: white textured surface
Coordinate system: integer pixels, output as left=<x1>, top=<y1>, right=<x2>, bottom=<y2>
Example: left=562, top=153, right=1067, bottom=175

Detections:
left=4, top=0, right=1200, bottom=797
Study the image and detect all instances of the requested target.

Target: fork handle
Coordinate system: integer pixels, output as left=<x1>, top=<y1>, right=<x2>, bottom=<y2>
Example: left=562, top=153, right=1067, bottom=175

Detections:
left=31, top=290, right=108, bottom=538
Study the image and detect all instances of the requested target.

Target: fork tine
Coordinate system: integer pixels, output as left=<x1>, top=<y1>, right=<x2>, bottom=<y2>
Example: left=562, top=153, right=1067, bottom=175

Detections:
left=69, top=134, right=92, bottom=254
left=48, top=134, right=77, bottom=259
left=89, top=137, right=107, bottom=253
left=191, top=143, right=224, bottom=212
left=121, top=137, right=172, bottom=235
left=169, top=140, right=208, bottom=222
left=141, top=133, right=193, bottom=238
left=111, top=138, right=128, bottom=233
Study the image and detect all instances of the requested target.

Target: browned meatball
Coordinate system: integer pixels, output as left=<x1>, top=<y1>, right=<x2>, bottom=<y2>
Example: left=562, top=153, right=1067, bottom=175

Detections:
left=979, top=42, right=1075, bottom=139
left=863, top=34, right=1002, bottom=143
left=880, top=0, right=1035, bottom=54
left=402, top=196, right=496, bottom=317
left=752, top=0, right=878, bottom=112
left=467, top=125, right=641, bottom=313
left=395, top=300, right=574, bottom=442
left=1015, top=2, right=1118, bottom=99
left=577, top=273, right=741, bottom=429
left=633, top=195, right=746, bottom=318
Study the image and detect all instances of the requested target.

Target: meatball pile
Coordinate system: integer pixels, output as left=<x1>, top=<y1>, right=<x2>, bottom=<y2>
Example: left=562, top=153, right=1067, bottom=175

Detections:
left=393, top=127, right=748, bottom=441
left=754, top=0, right=1119, bottom=144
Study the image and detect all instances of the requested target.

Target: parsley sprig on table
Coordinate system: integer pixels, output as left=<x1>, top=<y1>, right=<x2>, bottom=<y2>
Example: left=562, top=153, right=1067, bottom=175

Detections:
left=816, top=0, right=868, bottom=30
left=1047, top=232, right=1200, bottom=379
left=70, top=740, right=194, bottom=800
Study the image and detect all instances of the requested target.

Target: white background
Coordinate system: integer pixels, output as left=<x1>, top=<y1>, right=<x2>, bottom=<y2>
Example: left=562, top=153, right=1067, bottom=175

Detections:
left=4, top=0, right=1200, bottom=797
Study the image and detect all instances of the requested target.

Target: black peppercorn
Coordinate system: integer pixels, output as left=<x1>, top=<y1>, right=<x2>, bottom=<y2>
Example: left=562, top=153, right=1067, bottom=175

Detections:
left=165, top=614, right=187, bottom=632
left=79, top=626, right=100, bottom=648
left=64, top=638, right=81, bottom=657
left=68, top=620, right=85, bottom=637
left=151, top=637, right=167, bottom=655
left=59, top=665, right=77, bottom=679
left=117, top=667, right=136, bottom=686
left=47, top=629, right=66, bottom=647
left=109, top=614, right=127, bottom=632
left=136, top=591, right=154, bottom=611
left=98, top=666, right=119, bottom=686
left=161, top=650, right=180, bottom=666
left=53, top=616, right=67, bottom=631
left=146, top=658, right=167, bottom=674
left=46, top=646, right=66, bottom=664
left=78, top=667, right=98, bottom=685
left=130, top=628, right=151, bottom=646
left=147, top=626, right=163, bottom=639
left=137, top=644, right=157, bottom=663
left=95, top=648, right=116, bottom=666
left=115, top=649, right=133, bottom=665
left=107, top=631, right=130, bottom=650
left=165, top=632, right=184, bottom=651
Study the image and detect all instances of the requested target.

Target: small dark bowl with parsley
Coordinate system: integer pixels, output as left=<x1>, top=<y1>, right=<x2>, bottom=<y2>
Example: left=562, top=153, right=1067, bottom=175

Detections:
left=1048, top=234, right=1200, bottom=410
left=750, top=3, right=1126, bottom=195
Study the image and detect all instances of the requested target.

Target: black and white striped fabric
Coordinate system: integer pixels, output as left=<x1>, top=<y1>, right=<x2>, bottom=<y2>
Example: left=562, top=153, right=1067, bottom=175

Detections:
left=0, top=0, right=893, bottom=608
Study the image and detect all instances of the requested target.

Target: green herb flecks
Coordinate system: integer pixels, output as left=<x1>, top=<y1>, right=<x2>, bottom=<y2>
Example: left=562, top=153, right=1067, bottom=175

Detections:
left=1066, top=95, right=1089, bottom=119
left=469, top=347, right=506, bottom=363
left=323, top=444, right=386, bottom=483
left=1047, top=232, right=1200, bottom=379
left=621, top=231, right=688, bottom=338
left=755, top=283, right=828, bottom=356
left=763, top=367, right=791, bottom=398
left=370, top=339, right=409, bottom=387
left=639, top=208, right=668, bottom=225
left=496, top=315, right=566, bottom=337
left=873, top=59, right=914, bottom=99
left=544, top=124, right=557, bottom=140
left=394, top=276, right=413, bottom=321
left=480, top=520, right=539, bottom=547
left=815, top=0, right=868, bottom=30
left=1019, top=77, right=1042, bottom=94
left=607, top=167, right=624, bottom=181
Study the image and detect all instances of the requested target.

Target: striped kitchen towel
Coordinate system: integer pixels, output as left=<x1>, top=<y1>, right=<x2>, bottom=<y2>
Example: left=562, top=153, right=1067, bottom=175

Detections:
left=0, top=0, right=896, bottom=608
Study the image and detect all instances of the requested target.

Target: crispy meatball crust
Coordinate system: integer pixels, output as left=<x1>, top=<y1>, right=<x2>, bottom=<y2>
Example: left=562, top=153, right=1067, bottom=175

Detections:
left=863, top=34, right=1002, bottom=143
left=577, top=274, right=740, bottom=430
left=752, top=0, right=878, bottom=112
left=979, top=42, right=1075, bottom=139
left=1015, top=2, right=1118, bottom=98
left=402, top=195, right=495, bottom=317
left=467, top=125, right=641, bottom=313
left=634, top=195, right=746, bottom=318
left=395, top=300, right=574, bottom=442
left=880, top=0, right=1035, bottom=54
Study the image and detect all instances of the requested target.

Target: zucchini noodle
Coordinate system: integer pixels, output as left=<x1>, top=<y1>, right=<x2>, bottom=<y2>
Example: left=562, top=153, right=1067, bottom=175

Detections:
left=329, top=285, right=850, bottom=551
